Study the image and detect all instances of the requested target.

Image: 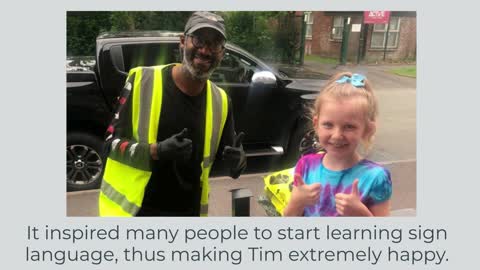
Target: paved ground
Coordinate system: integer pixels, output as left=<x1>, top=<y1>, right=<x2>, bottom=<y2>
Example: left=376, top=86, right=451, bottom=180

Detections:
left=67, top=61, right=417, bottom=217
left=303, top=62, right=416, bottom=90
left=68, top=159, right=415, bottom=217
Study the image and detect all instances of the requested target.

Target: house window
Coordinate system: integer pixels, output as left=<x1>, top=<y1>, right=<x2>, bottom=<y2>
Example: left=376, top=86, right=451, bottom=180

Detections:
left=370, top=17, right=401, bottom=49
left=331, top=16, right=344, bottom=40
left=305, top=12, right=313, bottom=40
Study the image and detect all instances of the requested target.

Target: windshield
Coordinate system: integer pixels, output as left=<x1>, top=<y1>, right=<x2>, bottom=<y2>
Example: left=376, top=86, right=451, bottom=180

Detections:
left=226, top=43, right=289, bottom=80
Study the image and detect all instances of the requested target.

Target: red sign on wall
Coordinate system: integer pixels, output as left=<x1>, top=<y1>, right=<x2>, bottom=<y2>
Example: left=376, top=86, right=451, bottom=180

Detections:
left=364, top=11, right=391, bottom=24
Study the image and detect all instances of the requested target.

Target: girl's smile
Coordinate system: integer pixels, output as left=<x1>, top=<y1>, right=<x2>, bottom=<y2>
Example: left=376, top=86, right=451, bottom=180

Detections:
left=314, top=97, right=373, bottom=169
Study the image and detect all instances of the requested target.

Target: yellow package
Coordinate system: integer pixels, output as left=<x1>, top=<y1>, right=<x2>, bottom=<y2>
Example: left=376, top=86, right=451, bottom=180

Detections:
left=261, top=167, right=295, bottom=216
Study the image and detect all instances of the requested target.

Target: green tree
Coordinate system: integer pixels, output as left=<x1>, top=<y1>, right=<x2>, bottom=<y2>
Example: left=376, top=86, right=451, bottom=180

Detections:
left=272, top=12, right=303, bottom=64
left=223, top=12, right=274, bottom=58
left=222, top=11, right=301, bottom=63
left=67, top=12, right=191, bottom=56
left=109, top=11, right=191, bottom=32
left=142, top=12, right=191, bottom=31
left=109, top=12, right=136, bottom=31
left=67, top=11, right=302, bottom=64
left=67, top=12, right=111, bottom=56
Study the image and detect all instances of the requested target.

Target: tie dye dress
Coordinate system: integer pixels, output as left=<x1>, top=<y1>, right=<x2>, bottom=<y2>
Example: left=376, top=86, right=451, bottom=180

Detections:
left=293, top=153, right=392, bottom=216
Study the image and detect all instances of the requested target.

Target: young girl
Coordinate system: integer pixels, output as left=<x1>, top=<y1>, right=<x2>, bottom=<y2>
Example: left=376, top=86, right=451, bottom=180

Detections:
left=283, top=72, right=392, bottom=217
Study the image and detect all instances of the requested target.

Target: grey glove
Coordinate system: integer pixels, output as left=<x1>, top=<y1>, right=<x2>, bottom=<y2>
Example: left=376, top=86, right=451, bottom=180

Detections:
left=157, top=128, right=192, bottom=162
left=222, top=132, right=247, bottom=179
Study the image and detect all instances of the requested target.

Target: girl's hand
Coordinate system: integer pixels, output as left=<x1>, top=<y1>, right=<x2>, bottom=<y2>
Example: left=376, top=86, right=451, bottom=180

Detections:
left=284, top=174, right=321, bottom=216
left=335, top=179, right=372, bottom=216
left=292, top=173, right=322, bottom=206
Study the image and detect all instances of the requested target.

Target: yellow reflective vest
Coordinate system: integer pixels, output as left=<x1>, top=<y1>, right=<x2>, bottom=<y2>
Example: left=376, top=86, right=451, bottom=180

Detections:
left=98, top=64, right=228, bottom=217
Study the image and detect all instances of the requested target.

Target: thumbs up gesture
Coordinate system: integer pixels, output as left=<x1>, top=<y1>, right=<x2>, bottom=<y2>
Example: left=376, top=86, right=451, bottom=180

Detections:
left=283, top=174, right=322, bottom=216
left=222, top=132, right=246, bottom=179
left=335, top=179, right=369, bottom=216
left=292, top=174, right=322, bottom=206
left=156, top=128, right=192, bottom=162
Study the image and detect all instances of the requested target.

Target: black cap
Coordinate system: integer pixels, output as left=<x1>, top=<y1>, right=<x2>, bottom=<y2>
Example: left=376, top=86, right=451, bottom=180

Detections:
left=184, top=11, right=226, bottom=39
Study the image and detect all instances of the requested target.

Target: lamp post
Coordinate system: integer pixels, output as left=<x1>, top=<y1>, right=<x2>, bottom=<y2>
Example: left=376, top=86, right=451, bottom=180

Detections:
left=299, top=12, right=306, bottom=65
left=383, top=15, right=392, bottom=61
left=340, top=17, right=351, bottom=65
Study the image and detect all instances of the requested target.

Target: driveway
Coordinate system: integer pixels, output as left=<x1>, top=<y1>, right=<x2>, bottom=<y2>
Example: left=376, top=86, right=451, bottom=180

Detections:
left=303, top=61, right=416, bottom=90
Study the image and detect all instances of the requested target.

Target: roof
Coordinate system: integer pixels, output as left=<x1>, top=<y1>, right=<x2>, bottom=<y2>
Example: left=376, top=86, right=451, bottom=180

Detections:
left=323, top=11, right=416, bottom=17
left=97, top=31, right=183, bottom=40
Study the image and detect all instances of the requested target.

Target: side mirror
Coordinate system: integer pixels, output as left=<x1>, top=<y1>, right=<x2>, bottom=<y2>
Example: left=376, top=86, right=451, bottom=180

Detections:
left=251, top=71, right=277, bottom=87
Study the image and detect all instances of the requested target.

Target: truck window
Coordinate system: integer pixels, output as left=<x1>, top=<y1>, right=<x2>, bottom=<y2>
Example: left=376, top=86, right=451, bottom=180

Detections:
left=211, top=51, right=259, bottom=84
left=99, top=42, right=181, bottom=108
left=122, top=43, right=180, bottom=71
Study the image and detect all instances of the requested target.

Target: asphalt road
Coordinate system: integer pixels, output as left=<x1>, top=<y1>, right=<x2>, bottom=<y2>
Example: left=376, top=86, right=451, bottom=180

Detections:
left=67, top=63, right=417, bottom=217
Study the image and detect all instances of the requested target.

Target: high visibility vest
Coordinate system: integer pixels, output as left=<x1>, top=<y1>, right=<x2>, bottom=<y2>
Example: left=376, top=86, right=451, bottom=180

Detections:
left=98, top=64, right=229, bottom=217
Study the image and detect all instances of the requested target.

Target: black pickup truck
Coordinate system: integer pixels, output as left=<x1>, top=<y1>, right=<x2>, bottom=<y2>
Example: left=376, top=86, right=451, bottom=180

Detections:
left=66, top=31, right=326, bottom=191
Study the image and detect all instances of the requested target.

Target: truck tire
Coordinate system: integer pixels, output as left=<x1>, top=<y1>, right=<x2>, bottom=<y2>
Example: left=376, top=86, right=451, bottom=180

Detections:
left=281, top=118, right=312, bottom=168
left=67, top=132, right=105, bottom=191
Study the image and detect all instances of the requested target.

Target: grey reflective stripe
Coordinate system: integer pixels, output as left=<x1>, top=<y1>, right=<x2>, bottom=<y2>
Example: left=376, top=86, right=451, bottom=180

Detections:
left=137, top=68, right=155, bottom=143
left=204, top=83, right=223, bottom=168
left=126, top=72, right=136, bottom=87
left=200, top=204, right=209, bottom=215
left=203, top=156, right=211, bottom=167
left=101, top=179, right=140, bottom=216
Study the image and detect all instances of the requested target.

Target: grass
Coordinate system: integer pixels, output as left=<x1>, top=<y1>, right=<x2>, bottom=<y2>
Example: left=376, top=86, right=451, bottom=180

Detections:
left=304, top=54, right=339, bottom=64
left=389, top=66, right=416, bottom=78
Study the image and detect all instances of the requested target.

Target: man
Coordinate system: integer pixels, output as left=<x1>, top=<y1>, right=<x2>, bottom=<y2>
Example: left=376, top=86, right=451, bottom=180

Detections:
left=99, top=11, right=246, bottom=217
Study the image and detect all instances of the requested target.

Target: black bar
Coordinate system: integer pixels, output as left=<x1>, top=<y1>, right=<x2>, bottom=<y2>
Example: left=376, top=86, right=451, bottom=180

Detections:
left=230, top=188, right=253, bottom=216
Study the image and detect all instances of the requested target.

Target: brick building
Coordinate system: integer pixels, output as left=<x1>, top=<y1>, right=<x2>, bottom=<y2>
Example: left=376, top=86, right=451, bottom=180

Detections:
left=303, top=11, right=416, bottom=63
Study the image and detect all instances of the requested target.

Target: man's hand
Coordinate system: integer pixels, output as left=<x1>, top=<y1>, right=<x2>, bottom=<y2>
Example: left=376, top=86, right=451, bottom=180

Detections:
left=156, top=128, right=192, bottom=162
left=335, top=179, right=372, bottom=216
left=222, top=132, right=246, bottom=179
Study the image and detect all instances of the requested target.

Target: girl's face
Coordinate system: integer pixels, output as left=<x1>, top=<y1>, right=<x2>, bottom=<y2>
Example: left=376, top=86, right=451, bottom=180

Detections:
left=313, top=97, right=373, bottom=161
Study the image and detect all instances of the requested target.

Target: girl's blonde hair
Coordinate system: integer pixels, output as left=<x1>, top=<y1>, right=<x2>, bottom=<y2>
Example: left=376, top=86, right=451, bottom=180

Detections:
left=312, top=71, right=378, bottom=150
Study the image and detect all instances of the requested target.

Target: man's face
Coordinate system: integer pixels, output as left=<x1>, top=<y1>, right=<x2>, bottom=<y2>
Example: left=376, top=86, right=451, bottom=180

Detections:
left=180, top=28, right=225, bottom=80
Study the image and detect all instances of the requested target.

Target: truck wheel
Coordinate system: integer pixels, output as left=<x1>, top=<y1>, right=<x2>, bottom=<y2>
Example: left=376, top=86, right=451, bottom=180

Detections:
left=281, top=118, right=311, bottom=168
left=67, top=132, right=105, bottom=191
